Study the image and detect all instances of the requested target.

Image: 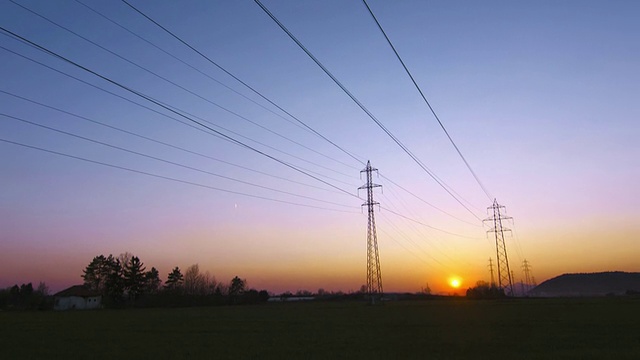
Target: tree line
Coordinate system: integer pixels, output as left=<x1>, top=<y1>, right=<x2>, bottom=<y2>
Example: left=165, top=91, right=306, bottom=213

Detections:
left=0, top=282, right=51, bottom=310
left=81, top=252, right=270, bottom=307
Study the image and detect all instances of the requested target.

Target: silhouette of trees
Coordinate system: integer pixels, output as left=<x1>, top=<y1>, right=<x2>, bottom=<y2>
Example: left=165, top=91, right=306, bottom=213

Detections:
left=466, top=281, right=506, bottom=299
left=82, top=254, right=125, bottom=303
left=144, top=267, right=162, bottom=294
left=165, top=267, right=184, bottom=292
left=184, top=264, right=207, bottom=296
left=0, top=282, right=51, bottom=310
left=77, top=254, right=269, bottom=308
left=36, top=282, right=49, bottom=297
left=123, top=256, right=146, bottom=301
left=104, top=258, right=125, bottom=303
left=82, top=255, right=108, bottom=292
left=229, top=276, right=247, bottom=297
left=6, top=249, right=277, bottom=311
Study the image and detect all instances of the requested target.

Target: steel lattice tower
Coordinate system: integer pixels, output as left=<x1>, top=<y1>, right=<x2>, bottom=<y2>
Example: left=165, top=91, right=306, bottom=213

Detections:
left=358, top=161, right=383, bottom=303
left=483, top=199, right=514, bottom=296
left=488, top=258, right=496, bottom=287
left=522, top=259, right=536, bottom=289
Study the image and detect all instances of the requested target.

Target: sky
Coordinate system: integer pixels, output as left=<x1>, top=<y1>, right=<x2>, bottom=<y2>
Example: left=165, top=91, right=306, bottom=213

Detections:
left=1, top=0, right=638, bottom=295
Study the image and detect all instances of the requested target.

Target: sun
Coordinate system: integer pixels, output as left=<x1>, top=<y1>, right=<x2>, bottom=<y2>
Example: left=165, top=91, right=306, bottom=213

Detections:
left=449, top=279, right=461, bottom=288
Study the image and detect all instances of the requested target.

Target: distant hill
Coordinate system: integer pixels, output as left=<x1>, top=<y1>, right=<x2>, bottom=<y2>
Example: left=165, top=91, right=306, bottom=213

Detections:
left=530, top=271, right=640, bottom=297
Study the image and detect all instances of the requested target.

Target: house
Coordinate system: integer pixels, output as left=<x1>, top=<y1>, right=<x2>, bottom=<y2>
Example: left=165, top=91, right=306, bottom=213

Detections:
left=54, top=285, right=102, bottom=310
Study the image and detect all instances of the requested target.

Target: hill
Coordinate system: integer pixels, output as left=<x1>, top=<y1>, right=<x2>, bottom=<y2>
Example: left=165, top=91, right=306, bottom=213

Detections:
left=530, top=271, right=640, bottom=297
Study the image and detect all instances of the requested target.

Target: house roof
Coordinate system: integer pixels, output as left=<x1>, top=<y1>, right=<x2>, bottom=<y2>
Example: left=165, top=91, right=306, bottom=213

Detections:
left=54, top=285, right=101, bottom=297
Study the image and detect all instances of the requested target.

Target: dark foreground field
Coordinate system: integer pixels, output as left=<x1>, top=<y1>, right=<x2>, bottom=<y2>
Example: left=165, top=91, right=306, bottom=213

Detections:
left=2, top=298, right=639, bottom=359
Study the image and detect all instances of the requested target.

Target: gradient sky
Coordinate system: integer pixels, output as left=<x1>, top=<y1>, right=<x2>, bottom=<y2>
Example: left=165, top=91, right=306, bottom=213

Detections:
left=1, top=0, right=638, bottom=295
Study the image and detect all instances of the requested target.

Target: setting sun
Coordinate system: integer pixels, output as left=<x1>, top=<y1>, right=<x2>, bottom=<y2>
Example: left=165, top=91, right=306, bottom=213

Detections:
left=449, top=279, right=461, bottom=288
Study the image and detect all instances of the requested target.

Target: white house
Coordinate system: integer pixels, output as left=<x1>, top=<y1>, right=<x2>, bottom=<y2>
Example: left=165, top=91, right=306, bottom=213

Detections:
left=54, top=285, right=102, bottom=310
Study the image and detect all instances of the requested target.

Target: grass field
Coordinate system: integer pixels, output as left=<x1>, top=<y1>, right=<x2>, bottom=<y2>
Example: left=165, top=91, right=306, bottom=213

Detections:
left=2, top=298, right=639, bottom=359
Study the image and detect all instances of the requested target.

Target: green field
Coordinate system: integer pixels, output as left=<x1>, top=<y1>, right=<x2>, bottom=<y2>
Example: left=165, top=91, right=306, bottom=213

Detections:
left=2, top=298, right=639, bottom=359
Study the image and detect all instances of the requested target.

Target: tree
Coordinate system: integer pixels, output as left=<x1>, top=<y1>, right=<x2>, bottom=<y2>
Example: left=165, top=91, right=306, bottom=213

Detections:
left=123, top=256, right=146, bottom=300
left=82, top=255, right=108, bottom=292
left=36, top=282, right=49, bottom=297
left=19, top=283, right=33, bottom=297
left=466, top=281, right=506, bottom=299
left=420, top=283, right=432, bottom=295
left=203, top=271, right=218, bottom=295
left=144, top=267, right=162, bottom=294
left=229, top=276, right=247, bottom=297
left=103, top=256, right=125, bottom=302
left=184, top=264, right=207, bottom=296
left=215, top=282, right=228, bottom=296
left=165, top=267, right=184, bottom=291
left=258, top=290, right=270, bottom=302
left=82, top=254, right=123, bottom=300
left=118, top=252, right=134, bottom=269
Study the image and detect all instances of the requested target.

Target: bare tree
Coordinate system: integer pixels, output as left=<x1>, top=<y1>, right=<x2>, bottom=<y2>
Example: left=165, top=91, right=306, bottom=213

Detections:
left=184, top=264, right=207, bottom=296
left=36, top=282, right=49, bottom=297
left=203, top=271, right=217, bottom=295
left=118, top=252, right=133, bottom=268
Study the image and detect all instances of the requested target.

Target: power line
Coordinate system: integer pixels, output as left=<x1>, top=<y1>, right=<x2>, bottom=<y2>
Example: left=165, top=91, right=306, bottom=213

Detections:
left=378, top=207, right=458, bottom=272
left=0, top=41, right=358, bottom=189
left=379, top=189, right=481, bottom=269
left=253, top=0, right=482, bottom=222
left=379, top=206, right=480, bottom=240
left=0, top=138, right=360, bottom=213
left=117, top=0, right=475, bottom=226
left=0, top=42, right=220, bottom=142
left=2, top=112, right=356, bottom=209
left=9, top=0, right=358, bottom=177
left=4, top=96, right=481, bottom=252
left=73, top=0, right=317, bottom=138
left=0, top=89, right=346, bottom=195
left=361, top=0, right=493, bottom=201
left=378, top=172, right=480, bottom=226
left=120, top=0, right=364, bottom=167
left=0, top=25, right=357, bottom=198
left=2, top=4, right=490, bottom=244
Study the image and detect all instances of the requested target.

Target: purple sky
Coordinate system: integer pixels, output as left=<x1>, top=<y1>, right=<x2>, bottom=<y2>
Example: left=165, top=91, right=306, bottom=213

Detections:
left=1, top=0, right=638, bottom=294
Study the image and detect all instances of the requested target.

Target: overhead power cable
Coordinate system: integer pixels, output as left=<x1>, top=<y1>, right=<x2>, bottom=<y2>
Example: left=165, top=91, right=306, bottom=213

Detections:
left=378, top=212, right=455, bottom=271
left=0, top=42, right=357, bottom=188
left=362, top=0, right=493, bottom=201
left=9, top=0, right=357, bottom=176
left=253, top=0, right=482, bottom=221
left=380, top=206, right=479, bottom=239
left=120, top=0, right=364, bottom=166
left=117, top=0, right=480, bottom=226
left=377, top=191, right=458, bottom=261
left=0, top=137, right=358, bottom=213
left=0, top=25, right=356, bottom=199
left=0, top=89, right=343, bottom=195
left=3, top=112, right=356, bottom=209
left=378, top=173, right=480, bottom=227
left=73, top=0, right=317, bottom=138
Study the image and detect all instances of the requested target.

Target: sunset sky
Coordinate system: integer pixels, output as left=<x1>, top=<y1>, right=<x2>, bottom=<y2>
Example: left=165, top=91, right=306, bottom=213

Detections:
left=1, top=0, right=638, bottom=295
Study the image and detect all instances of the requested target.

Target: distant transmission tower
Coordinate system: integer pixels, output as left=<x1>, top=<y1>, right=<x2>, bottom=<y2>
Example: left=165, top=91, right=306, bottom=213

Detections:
left=522, top=259, right=535, bottom=292
left=488, top=258, right=496, bottom=286
left=358, top=161, right=383, bottom=303
left=483, top=199, right=514, bottom=296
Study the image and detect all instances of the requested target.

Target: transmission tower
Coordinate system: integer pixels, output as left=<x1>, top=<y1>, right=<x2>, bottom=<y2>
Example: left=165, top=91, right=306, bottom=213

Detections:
left=488, top=258, right=496, bottom=287
left=522, top=259, right=535, bottom=292
left=358, top=161, right=383, bottom=303
left=483, top=199, right=514, bottom=296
